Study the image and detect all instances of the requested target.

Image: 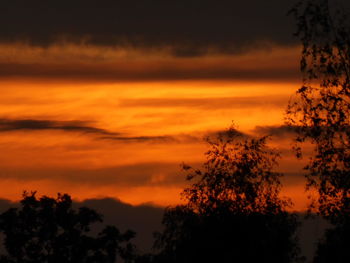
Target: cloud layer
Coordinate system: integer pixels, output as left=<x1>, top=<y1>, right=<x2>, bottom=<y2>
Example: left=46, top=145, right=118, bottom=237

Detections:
left=120, top=96, right=290, bottom=109
left=0, top=0, right=299, bottom=55
left=0, top=47, right=300, bottom=82
left=0, top=118, right=178, bottom=143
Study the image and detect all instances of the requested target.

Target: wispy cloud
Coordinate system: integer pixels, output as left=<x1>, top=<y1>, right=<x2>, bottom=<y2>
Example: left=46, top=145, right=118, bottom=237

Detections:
left=252, top=125, right=298, bottom=138
left=119, top=96, right=290, bottom=109
left=0, top=56, right=299, bottom=82
left=0, top=118, right=196, bottom=143
left=0, top=119, right=116, bottom=135
left=99, top=135, right=176, bottom=143
left=0, top=162, right=189, bottom=187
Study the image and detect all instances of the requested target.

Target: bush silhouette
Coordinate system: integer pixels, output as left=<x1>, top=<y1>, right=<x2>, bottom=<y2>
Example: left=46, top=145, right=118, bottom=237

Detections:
left=0, top=192, right=136, bottom=263
left=153, top=128, right=301, bottom=263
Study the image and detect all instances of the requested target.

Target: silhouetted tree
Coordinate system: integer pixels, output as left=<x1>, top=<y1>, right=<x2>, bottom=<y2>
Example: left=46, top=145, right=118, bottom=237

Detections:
left=287, top=0, right=350, bottom=223
left=153, top=128, right=301, bottom=263
left=0, top=192, right=136, bottom=263
left=287, top=0, right=350, bottom=261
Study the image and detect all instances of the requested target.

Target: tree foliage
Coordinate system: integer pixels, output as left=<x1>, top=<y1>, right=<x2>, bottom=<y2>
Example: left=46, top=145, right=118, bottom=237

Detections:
left=153, top=128, right=301, bottom=263
left=0, top=192, right=136, bottom=263
left=287, top=0, right=350, bottom=261
left=286, top=0, right=350, bottom=224
left=181, top=129, right=288, bottom=214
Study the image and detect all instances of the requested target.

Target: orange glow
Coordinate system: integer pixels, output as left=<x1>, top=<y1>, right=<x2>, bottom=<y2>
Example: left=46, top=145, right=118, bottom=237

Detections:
left=0, top=44, right=309, bottom=210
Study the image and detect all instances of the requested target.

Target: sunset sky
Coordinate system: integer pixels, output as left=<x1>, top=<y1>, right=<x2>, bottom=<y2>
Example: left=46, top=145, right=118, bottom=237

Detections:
left=0, top=0, right=333, bottom=211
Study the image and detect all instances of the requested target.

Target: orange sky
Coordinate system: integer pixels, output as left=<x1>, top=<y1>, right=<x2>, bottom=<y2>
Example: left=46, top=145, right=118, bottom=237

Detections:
left=0, top=44, right=310, bottom=211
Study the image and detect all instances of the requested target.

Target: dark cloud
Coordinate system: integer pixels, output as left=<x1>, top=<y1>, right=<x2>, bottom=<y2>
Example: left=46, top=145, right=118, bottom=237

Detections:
left=0, top=118, right=257, bottom=144
left=252, top=125, right=350, bottom=138
left=0, top=199, right=18, bottom=211
left=0, top=118, right=181, bottom=143
left=281, top=172, right=306, bottom=183
left=120, top=96, right=290, bottom=109
left=0, top=118, right=116, bottom=135
left=0, top=0, right=300, bottom=55
left=0, top=58, right=299, bottom=82
left=203, top=128, right=249, bottom=142
left=99, top=135, right=176, bottom=143
left=78, top=198, right=164, bottom=252
left=252, top=125, right=298, bottom=138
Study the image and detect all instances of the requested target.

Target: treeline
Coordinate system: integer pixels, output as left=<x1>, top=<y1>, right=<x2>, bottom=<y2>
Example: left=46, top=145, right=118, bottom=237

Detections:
left=0, top=133, right=302, bottom=263
left=0, top=0, right=350, bottom=262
